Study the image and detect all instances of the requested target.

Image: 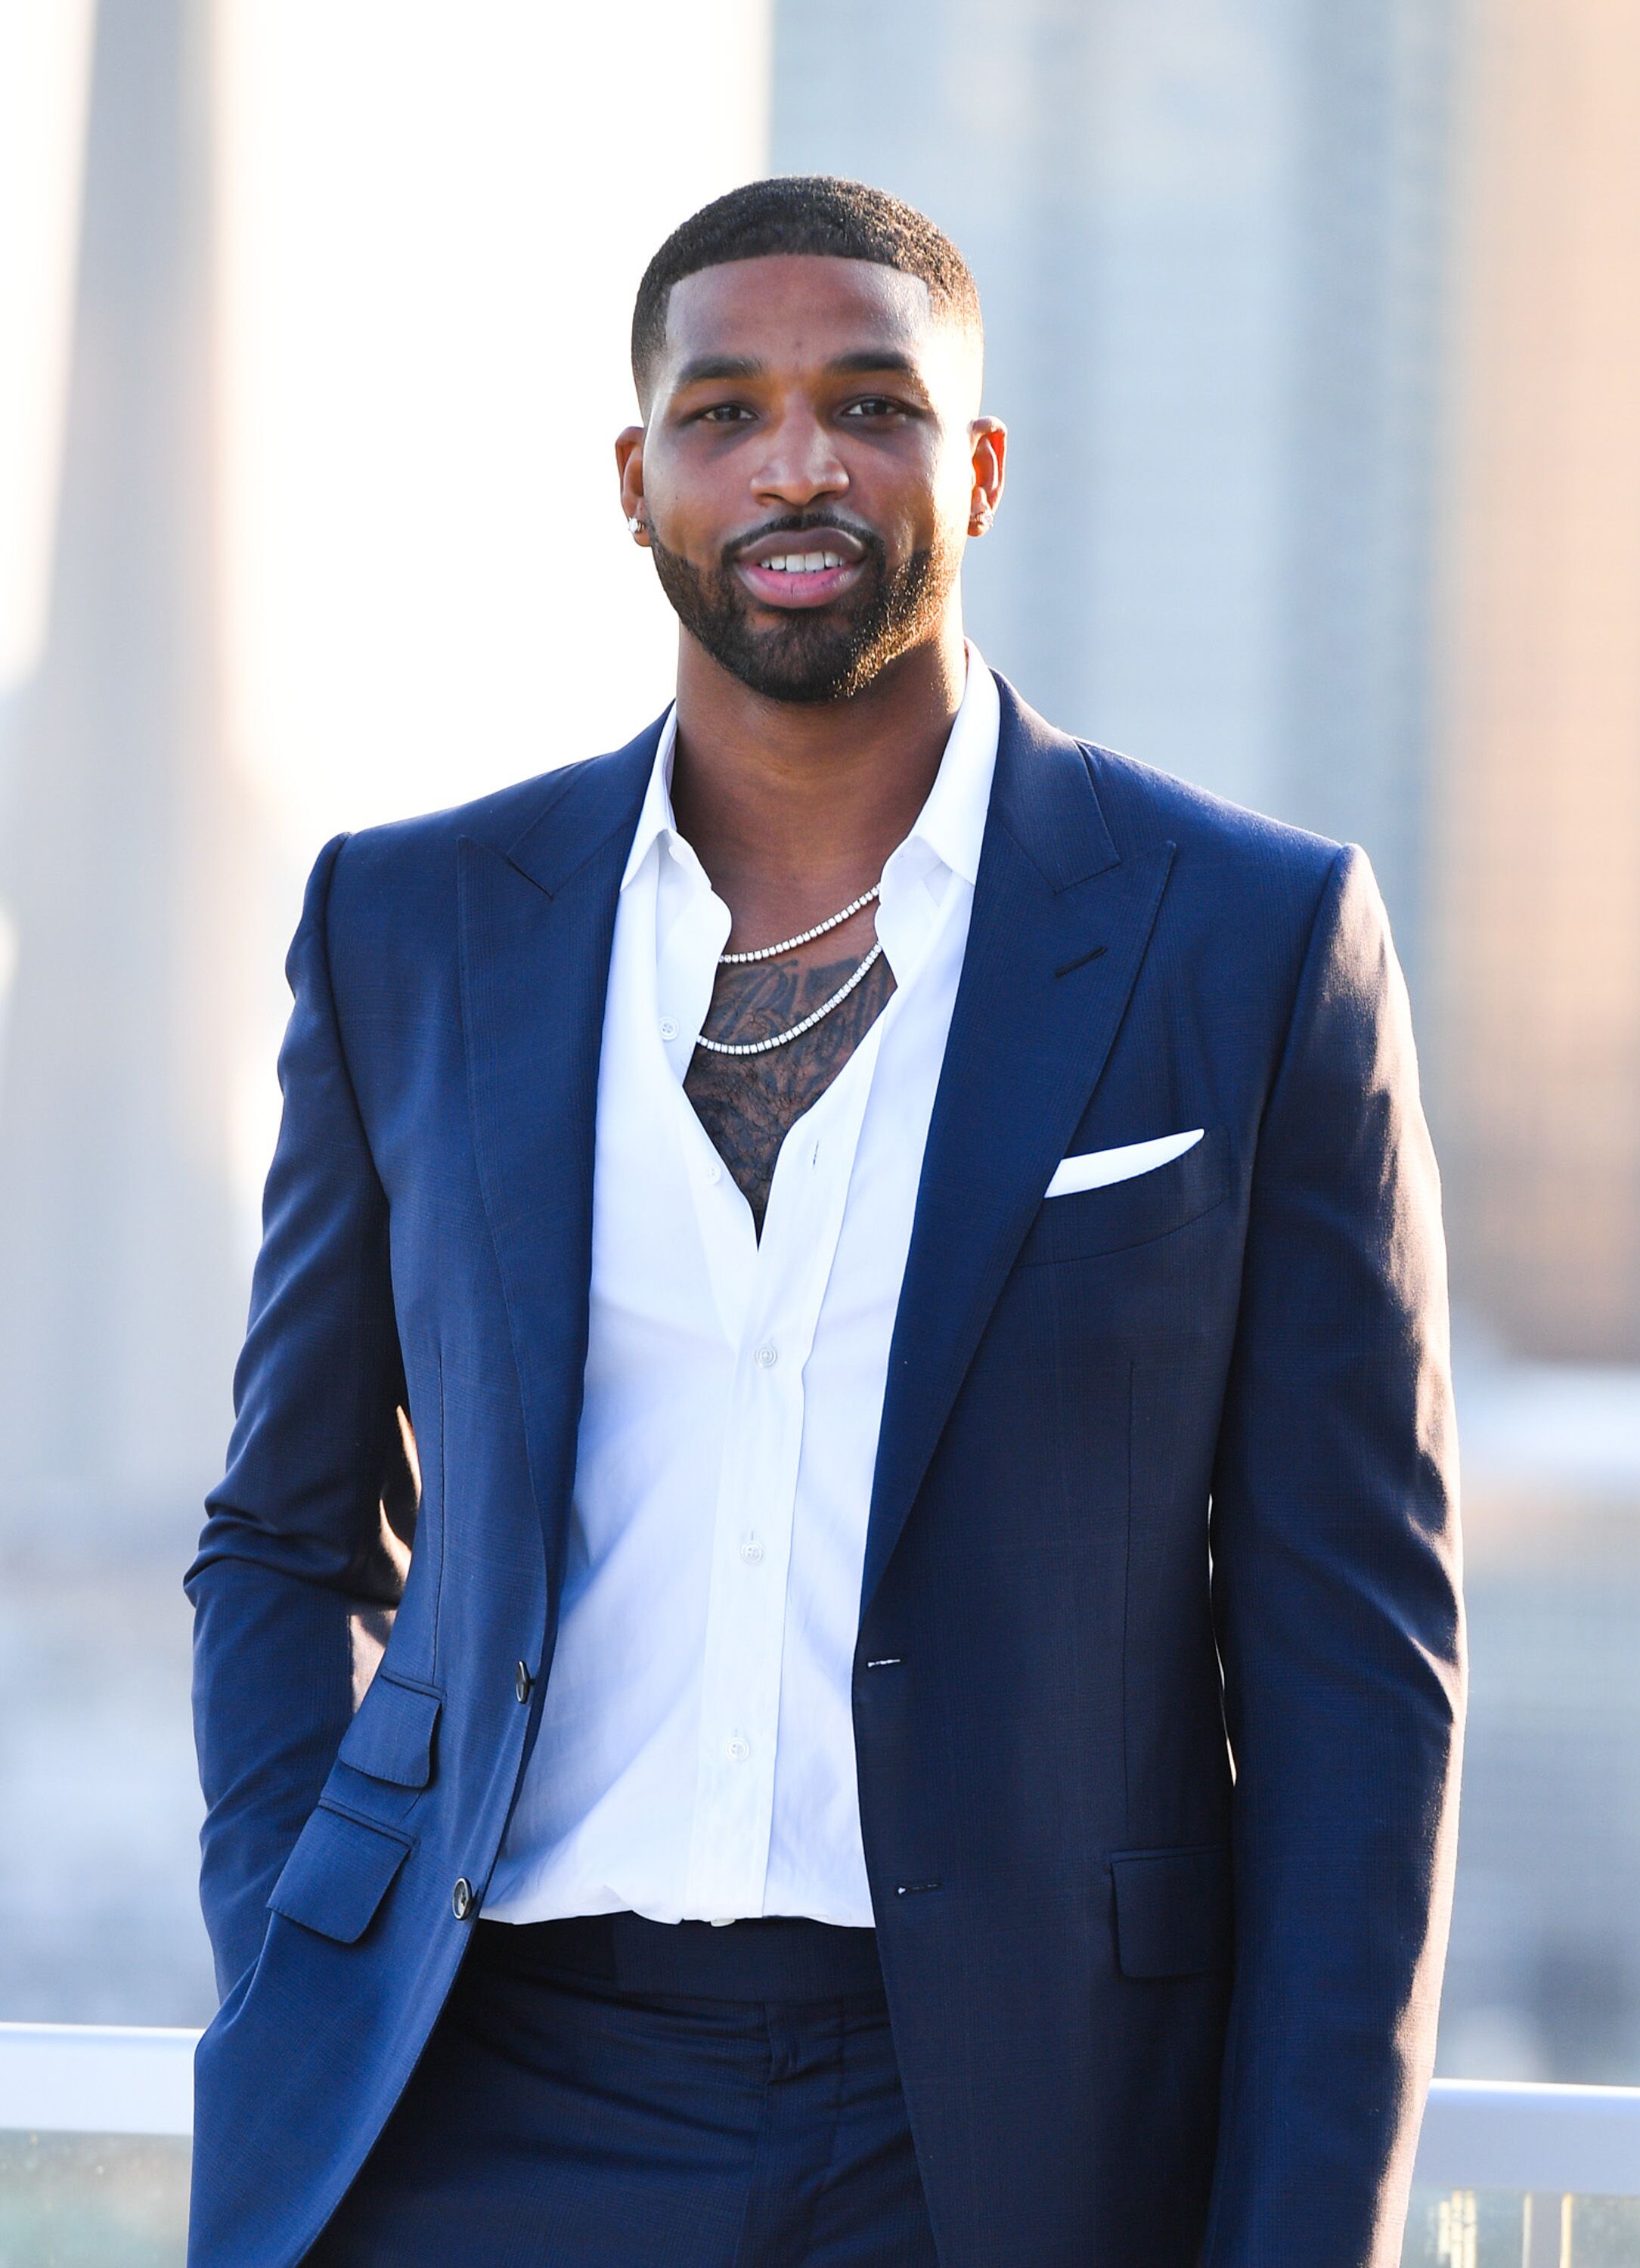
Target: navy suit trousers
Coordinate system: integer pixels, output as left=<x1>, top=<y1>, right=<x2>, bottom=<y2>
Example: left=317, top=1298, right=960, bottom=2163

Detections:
left=302, top=1916, right=938, bottom=2267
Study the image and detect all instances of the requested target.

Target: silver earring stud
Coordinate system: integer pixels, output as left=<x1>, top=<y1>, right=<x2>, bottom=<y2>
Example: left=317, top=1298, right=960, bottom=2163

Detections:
left=627, top=514, right=646, bottom=536
left=970, top=505, right=993, bottom=534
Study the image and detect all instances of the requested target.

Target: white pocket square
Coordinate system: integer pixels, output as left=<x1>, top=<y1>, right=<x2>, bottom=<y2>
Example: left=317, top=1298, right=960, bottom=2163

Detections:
left=1044, top=1129, right=1204, bottom=1200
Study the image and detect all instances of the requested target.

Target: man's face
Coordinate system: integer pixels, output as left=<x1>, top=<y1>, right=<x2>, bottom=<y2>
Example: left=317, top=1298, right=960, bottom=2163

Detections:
left=621, top=255, right=996, bottom=704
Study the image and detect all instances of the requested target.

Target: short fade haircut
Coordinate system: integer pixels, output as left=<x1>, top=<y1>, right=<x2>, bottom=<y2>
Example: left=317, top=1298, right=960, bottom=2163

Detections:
left=631, top=175, right=981, bottom=404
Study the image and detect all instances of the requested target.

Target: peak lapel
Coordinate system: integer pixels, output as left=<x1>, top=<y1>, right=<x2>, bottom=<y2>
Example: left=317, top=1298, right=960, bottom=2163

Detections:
left=457, top=730, right=658, bottom=1569
left=862, top=683, right=1174, bottom=1613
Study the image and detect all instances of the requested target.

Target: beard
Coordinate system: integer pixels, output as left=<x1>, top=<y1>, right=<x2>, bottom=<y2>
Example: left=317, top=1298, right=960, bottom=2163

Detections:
left=646, top=512, right=958, bottom=705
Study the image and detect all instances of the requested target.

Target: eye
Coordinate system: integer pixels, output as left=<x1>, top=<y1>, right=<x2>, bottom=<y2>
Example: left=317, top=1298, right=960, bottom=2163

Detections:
left=699, top=402, right=755, bottom=424
left=842, top=395, right=906, bottom=420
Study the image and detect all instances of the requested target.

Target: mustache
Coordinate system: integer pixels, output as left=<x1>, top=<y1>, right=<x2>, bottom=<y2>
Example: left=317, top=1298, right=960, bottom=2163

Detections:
left=721, top=512, right=882, bottom=569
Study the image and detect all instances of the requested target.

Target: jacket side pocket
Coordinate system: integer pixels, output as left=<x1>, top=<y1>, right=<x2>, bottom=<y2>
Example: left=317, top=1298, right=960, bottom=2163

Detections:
left=267, top=1802, right=412, bottom=1944
left=1110, top=1842, right=1232, bottom=1978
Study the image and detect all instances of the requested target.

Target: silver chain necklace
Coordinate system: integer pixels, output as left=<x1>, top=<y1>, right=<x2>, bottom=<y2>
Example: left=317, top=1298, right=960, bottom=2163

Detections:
left=696, top=886, right=883, bottom=1058
left=718, top=886, right=879, bottom=965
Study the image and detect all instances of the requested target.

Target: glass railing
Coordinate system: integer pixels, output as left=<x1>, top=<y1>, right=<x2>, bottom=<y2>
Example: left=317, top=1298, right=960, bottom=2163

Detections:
left=4, top=2027, right=1639, bottom=2264
left=0, top=2025, right=193, bottom=2267
left=1404, top=2189, right=1640, bottom=2264
left=1409, top=2077, right=1640, bottom=2262
left=0, top=2131, right=191, bottom=2268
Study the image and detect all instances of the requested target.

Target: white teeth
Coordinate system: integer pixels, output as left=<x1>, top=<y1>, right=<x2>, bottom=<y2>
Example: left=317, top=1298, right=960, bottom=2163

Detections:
left=764, top=550, right=846, bottom=574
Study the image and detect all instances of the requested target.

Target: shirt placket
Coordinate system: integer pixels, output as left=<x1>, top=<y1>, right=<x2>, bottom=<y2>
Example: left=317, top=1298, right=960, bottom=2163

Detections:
left=682, top=1027, right=884, bottom=1919
left=649, top=837, right=753, bottom=1345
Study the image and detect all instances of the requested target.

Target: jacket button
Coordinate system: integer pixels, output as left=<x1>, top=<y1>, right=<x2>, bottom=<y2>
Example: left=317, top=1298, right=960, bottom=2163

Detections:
left=452, top=1878, right=474, bottom=1921
left=514, top=1660, right=532, bottom=1705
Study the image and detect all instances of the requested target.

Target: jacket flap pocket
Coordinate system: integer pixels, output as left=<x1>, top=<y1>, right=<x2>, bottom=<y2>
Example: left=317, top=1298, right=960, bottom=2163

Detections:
left=336, top=1672, right=442, bottom=1789
left=1018, top=1126, right=1230, bottom=1268
left=1111, top=1842, right=1232, bottom=1978
left=268, top=1803, right=412, bottom=1943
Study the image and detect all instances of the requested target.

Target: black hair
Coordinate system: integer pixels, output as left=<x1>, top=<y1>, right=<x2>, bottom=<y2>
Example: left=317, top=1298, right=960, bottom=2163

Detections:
left=631, top=175, right=981, bottom=401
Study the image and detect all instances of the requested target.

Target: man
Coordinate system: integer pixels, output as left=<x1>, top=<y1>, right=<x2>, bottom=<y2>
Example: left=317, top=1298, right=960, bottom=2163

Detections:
left=188, top=177, right=1464, bottom=2267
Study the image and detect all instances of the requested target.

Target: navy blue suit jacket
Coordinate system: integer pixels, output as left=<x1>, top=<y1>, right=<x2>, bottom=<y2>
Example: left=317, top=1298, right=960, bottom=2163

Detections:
left=188, top=678, right=1463, bottom=2266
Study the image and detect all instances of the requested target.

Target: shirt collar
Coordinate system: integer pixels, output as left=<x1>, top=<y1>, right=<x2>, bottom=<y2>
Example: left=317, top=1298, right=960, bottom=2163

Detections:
left=899, top=642, right=998, bottom=889
left=622, top=705, right=687, bottom=890
left=621, top=641, right=1000, bottom=895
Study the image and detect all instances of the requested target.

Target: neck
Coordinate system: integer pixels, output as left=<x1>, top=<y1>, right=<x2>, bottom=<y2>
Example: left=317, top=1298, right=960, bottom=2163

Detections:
left=668, top=616, right=967, bottom=931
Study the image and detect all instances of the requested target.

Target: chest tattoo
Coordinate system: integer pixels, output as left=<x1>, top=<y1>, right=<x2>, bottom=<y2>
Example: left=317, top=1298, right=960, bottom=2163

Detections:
left=684, top=949, right=898, bottom=1235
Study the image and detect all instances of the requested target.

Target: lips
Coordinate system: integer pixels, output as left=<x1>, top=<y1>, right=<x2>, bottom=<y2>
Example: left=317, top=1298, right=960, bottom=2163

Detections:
left=732, top=528, right=870, bottom=610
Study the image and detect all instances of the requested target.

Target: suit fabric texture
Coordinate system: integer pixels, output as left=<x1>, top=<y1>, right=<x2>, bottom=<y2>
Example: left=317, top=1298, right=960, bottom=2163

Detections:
left=187, top=678, right=1464, bottom=2267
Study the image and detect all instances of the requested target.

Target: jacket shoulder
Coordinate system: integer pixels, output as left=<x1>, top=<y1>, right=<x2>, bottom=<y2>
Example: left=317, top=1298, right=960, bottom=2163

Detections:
left=995, top=672, right=1345, bottom=921
left=343, top=727, right=661, bottom=872
left=315, top=720, right=665, bottom=944
left=1082, top=739, right=1341, bottom=898
left=1071, top=737, right=1367, bottom=1002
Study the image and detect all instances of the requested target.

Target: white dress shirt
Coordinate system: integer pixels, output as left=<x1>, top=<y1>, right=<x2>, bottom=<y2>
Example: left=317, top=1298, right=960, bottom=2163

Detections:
left=485, top=651, right=1001, bottom=1928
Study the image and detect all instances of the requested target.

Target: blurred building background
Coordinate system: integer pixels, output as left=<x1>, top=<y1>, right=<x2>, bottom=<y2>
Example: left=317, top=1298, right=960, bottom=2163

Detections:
left=778, top=0, right=1456, bottom=987
left=2, top=0, right=1638, bottom=2091
left=775, top=0, right=1640, bottom=2087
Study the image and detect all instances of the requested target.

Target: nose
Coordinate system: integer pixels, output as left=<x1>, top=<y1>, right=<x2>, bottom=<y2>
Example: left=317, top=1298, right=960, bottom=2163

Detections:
left=750, top=403, right=848, bottom=511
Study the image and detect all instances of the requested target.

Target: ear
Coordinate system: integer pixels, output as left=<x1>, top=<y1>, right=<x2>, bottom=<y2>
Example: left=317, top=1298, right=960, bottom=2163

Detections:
left=967, top=417, right=1006, bottom=536
left=615, top=426, right=650, bottom=545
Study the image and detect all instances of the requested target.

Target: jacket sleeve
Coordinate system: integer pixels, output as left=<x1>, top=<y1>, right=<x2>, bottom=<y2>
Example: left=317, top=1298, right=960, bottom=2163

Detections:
left=1204, top=844, right=1465, bottom=2266
left=186, top=835, right=415, bottom=1998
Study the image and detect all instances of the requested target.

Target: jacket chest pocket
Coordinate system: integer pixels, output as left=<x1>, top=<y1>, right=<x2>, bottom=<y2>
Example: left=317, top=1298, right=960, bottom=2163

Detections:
left=1016, top=1126, right=1231, bottom=1269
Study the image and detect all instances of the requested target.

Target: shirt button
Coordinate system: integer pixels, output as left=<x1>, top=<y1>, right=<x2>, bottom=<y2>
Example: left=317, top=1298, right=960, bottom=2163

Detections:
left=740, top=1536, right=764, bottom=1564
left=726, top=1734, right=751, bottom=1761
left=514, top=1660, right=532, bottom=1704
left=754, top=1343, right=778, bottom=1369
left=452, top=1878, right=475, bottom=1920
left=659, top=1017, right=679, bottom=1041
left=705, top=1160, right=722, bottom=1184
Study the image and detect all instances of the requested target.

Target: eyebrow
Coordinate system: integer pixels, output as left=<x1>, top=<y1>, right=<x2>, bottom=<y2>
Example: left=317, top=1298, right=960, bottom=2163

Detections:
left=671, top=353, right=767, bottom=387
left=826, top=350, right=924, bottom=381
left=670, top=347, right=929, bottom=389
